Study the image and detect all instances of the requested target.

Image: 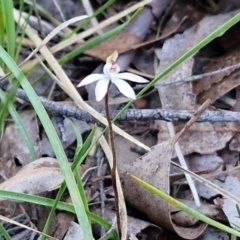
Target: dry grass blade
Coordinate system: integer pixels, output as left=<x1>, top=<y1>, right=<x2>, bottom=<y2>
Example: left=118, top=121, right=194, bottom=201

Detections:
left=16, top=12, right=88, bottom=67
left=167, top=122, right=201, bottom=207
left=82, top=0, right=103, bottom=35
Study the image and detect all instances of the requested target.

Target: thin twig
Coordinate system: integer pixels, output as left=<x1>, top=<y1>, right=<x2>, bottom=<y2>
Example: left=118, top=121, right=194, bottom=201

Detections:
left=159, top=62, right=240, bottom=86
left=171, top=99, right=212, bottom=143
left=2, top=81, right=240, bottom=124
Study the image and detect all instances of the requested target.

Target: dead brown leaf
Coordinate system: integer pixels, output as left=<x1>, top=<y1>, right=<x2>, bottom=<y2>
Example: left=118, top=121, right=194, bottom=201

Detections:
left=119, top=141, right=207, bottom=239
left=1, top=110, right=41, bottom=166
left=0, top=110, right=41, bottom=179
left=198, top=68, right=240, bottom=104
left=222, top=176, right=240, bottom=230
left=193, top=48, right=240, bottom=95
left=0, top=157, right=63, bottom=199
left=156, top=9, right=240, bottom=110
left=153, top=121, right=240, bottom=155
left=63, top=221, right=84, bottom=240
left=131, top=16, right=188, bottom=50
left=49, top=212, right=75, bottom=239
left=84, top=32, right=142, bottom=61
left=162, top=0, right=205, bottom=35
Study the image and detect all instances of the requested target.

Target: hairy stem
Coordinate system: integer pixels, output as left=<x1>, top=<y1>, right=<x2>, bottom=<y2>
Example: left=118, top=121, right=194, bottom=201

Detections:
left=105, top=85, right=121, bottom=238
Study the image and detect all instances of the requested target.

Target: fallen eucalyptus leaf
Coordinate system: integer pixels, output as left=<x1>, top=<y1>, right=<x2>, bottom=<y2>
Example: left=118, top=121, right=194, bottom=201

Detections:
left=0, top=157, right=63, bottom=200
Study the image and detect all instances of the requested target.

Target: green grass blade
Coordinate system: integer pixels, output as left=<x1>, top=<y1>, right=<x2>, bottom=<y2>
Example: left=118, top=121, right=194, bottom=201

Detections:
left=72, top=124, right=96, bottom=169
left=0, top=189, right=75, bottom=212
left=0, top=46, right=93, bottom=239
left=1, top=0, right=15, bottom=59
left=0, top=222, right=11, bottom=240
left=131, top=174, right=240, bottom=237
left=0, top=0, right=5, bottom=69
left=68, top=118, right=83, bottom=150
left=15, top=6, right=33, bottom=62
left=0, top=81, right=19, bottom=142
left=41, top=126, right=96, bottom=239
left=74, top=167, right=89, bottom=211
left=0, top=189, right=117, bottom=236
left=0, top=88, right=38, bottom=160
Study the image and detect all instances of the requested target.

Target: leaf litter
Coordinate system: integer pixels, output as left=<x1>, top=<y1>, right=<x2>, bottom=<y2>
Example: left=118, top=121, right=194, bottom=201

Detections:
left=1, top=1, right=240, bottom=239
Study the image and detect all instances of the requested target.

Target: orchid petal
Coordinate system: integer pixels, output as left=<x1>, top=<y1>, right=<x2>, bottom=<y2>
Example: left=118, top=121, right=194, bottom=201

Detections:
left=117, top=72, right=149, bottom=83
left=112, top=78, right=136, bottom=99
left=103, top=63, right=112, bottom=78
left=95, top=78, right=110, bottom=101
left=77, top=74, right=105, bottom=87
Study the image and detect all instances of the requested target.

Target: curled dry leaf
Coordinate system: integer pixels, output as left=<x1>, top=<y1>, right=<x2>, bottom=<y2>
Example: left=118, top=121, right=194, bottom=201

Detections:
left=0, top=157, right=64, bottom=200
left=119, top=141, right=207, bottom=239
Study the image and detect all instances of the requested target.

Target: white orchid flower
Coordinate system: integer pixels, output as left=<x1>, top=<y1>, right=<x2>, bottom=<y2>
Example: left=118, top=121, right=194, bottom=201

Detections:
left=77, top=51, right=149, bottom=102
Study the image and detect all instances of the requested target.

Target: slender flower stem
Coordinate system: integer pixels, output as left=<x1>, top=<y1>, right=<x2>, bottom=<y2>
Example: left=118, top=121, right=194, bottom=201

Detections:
left=105, top=84, right=121, bottom=238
